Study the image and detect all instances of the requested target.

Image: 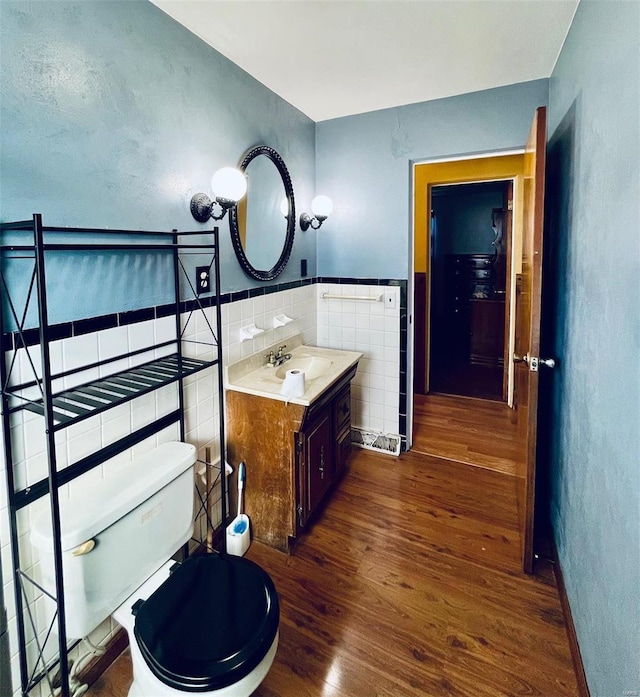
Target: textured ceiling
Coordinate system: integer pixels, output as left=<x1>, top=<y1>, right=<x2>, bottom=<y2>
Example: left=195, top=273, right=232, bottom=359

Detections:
left=151, top=0, right=579, bottom=122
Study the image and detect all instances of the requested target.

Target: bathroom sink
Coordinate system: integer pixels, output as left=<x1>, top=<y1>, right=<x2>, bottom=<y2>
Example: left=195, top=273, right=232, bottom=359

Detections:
left=225, top=336, right=362, bottom=406
left=274, top=356, right=333, bottom=381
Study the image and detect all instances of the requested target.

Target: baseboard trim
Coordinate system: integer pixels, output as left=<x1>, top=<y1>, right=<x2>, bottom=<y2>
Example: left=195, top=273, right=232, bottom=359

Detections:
left=551, top=539, right=591, bottom=697
left=79, top=628, right=128, bottom=688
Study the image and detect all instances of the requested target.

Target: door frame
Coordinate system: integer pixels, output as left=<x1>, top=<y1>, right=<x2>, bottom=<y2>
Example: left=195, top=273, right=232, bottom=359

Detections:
left=408, top=152, right=525, bottom=438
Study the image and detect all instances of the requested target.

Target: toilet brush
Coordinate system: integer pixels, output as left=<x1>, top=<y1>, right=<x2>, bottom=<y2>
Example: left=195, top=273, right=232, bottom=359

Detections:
left=226, top=461, right=251, bottom=556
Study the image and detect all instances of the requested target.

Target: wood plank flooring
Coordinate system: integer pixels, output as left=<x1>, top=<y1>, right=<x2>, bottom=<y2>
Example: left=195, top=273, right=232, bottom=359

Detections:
left=87, top=446, right=578, bottom=697
left=429, top=360, right=504, bottom=402
left=412, top=393, right=519, bottom=476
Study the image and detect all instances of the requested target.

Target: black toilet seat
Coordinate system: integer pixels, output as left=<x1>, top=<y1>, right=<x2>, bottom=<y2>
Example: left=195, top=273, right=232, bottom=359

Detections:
left=133, top=554, right=279, bottom=692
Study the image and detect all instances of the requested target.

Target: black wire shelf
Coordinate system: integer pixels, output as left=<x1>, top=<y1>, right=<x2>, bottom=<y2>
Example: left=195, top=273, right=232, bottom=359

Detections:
left=1, top=216, right=227, bottom=697
left=17, top=353, right=217, bottom=429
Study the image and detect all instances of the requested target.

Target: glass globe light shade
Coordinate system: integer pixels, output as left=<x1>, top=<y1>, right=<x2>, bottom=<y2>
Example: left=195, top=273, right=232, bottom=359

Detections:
left=211, top=167, right=247, bottom=202
left=311, top=195, right=333, bottom=218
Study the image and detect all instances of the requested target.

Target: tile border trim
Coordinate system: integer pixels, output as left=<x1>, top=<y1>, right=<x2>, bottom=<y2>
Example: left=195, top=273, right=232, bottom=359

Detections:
left=4, top=276, right=409, bottom=443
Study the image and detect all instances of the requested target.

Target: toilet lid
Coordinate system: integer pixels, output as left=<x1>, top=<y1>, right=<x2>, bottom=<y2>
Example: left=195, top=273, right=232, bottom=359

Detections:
left=134, top=554, right=279, bottom=692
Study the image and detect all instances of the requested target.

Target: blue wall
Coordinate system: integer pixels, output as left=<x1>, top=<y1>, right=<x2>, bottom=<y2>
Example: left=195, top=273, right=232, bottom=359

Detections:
left=315, top=80, right=549, bottom=279
left=432, top=187, right=504, bottom=256
left=545, top=2, right=640, bottom=695
left=0, top=0, right=315, bottom=321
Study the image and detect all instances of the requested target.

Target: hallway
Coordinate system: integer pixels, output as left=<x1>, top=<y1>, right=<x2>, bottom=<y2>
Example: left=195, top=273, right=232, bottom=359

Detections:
left=412, top=393, right=518, bottom=476
left=428, top=361, right=504, bottom=402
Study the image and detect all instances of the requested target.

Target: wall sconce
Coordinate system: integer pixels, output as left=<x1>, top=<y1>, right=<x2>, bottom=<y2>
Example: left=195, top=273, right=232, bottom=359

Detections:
left=299, top=195, right=333, bottom=231
left=190, top=167, right=247, bottom=222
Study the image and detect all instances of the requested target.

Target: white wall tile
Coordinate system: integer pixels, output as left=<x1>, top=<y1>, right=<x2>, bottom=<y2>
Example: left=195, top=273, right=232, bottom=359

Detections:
left=369, top=330, right=384, bottom=346
left=127, top=320, right=155, bottom=353
left=252, top=295, right=265, bottom=316
left=369, top=403, right=384, bottom=421
left=342, top=328, right=356, bottom=345
left=355, top=314, right=370, bottom=330
left=311, top=284, right=401, bottom=437
left=240, top=299, right=254, bottom=321
left=369, top=417, right=384, bottom=433
left=63, top=333, right=99, bottom=372
left=155, top=315, right=176, bottom=344
left=228, top=301, right=242, bottom=324
left=369, top=374, right=386, bottom=392
left=384, top=346, right=399, bottom=364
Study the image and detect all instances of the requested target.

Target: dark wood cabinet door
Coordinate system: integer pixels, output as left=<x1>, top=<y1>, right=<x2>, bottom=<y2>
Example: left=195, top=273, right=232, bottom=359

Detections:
left=335, top=427, right=352, bottom=478
left=304, top=412, right=333, bottom=520
left=470, top=299, right=505, bottom=365
left=334, top=385, right=351, bottom=434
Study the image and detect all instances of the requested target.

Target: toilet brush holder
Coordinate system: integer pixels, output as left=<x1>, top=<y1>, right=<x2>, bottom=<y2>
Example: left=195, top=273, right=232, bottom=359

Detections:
left=226, top=513, right=250, bottom=557
left=226, top=461, right=250, bottom=556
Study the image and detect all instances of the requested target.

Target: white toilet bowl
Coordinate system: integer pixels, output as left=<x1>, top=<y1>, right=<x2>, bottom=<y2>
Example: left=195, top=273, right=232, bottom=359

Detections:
left=31, top=443, right=279, bottom=697
left=114, top=555, right=279, bottom=697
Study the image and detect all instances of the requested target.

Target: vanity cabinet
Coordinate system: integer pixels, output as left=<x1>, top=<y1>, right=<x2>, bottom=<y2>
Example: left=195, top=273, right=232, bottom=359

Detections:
left=299, top=410, right=333, bottom=525
left=334, top=384, right=352, bottom=477
left=226, top=367, right=357, bottom=552
left=297, top=383, right=352, bottom=527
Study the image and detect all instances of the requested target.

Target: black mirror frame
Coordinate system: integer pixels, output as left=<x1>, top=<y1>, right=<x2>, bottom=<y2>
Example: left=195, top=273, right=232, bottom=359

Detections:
left=229, top=145, right=296, bottom=282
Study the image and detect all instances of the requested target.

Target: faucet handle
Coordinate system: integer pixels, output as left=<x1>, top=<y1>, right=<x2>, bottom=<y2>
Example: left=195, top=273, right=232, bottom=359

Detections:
left=278, top=344, right=287, bottom=353
left=264, top=350, right=276, bottom=364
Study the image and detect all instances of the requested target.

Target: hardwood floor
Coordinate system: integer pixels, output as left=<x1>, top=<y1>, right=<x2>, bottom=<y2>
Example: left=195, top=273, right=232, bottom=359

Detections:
left=429, top=360, right=504, bottom=402
left=87, top=447, right=578, bottom=697
left=412, top=393, right=518, bottom=476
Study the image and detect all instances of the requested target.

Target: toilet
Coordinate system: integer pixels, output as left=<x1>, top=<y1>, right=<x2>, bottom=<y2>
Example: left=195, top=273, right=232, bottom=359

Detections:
left=31, top=442, right=279, bottom=696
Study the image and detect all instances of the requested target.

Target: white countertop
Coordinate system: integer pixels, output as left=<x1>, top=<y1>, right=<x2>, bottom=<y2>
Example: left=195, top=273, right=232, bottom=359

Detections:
left=225, top=337, right=362, bottom=406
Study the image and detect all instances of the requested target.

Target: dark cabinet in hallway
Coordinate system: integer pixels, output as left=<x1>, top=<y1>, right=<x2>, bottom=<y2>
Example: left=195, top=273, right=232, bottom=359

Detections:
left=439, top=254, right=505, bottom=367
left=470, top=298, right=505, bottom=366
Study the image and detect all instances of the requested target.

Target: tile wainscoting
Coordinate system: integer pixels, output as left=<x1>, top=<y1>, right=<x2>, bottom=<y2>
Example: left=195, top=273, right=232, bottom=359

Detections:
left=218, top=276, right=407, bottom=444
left=316, top=282, right=403, bottom=437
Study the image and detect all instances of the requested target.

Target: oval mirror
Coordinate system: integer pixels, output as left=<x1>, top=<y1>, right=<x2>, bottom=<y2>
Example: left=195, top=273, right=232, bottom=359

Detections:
left=229, top=145, right=296, bottom=281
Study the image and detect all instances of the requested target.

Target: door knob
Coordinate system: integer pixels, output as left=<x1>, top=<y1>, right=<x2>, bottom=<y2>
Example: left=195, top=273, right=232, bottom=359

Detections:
left=513, top=354, right=556, bottom=370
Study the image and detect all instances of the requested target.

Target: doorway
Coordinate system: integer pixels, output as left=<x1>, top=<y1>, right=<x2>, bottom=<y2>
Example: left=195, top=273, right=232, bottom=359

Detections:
left=411, top=155, right=524, bottom=476
left=429, top=180, right=512, bottom=401
left=412, top=153, right=525, bottom=407
left=410, top=109, right=548, bottom=574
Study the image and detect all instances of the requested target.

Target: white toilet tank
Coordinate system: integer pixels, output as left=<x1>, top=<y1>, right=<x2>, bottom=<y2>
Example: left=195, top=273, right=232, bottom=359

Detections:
left=31, top=441, right=197, bottom=639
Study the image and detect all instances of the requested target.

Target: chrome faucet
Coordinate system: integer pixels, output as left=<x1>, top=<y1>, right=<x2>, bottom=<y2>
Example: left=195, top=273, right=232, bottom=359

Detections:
left=274, top=345, right=292, bottom=367
left=264, top=350, right=276, bottom=367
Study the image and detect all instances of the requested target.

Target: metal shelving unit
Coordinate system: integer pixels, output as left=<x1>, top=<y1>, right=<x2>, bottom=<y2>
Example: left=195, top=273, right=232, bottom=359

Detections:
left=0, top=215, right=226, bottom=697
